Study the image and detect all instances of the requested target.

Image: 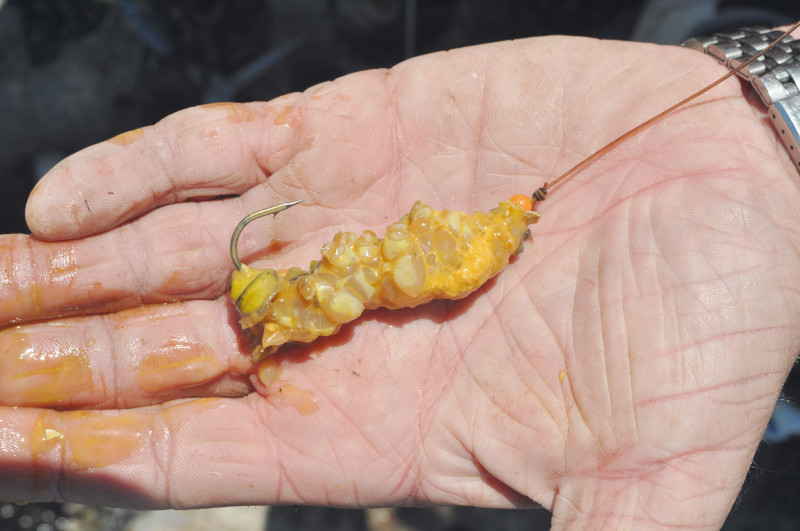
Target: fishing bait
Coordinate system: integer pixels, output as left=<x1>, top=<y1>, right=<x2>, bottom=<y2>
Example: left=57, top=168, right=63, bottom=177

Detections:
left=230, top=22, right=800, bottom=360
left=230, top=195, right=540, bottom=360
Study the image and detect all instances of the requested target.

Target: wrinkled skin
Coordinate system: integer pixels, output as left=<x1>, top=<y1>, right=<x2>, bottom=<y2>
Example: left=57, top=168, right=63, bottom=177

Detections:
left=2, top=34, right=800, bottom=529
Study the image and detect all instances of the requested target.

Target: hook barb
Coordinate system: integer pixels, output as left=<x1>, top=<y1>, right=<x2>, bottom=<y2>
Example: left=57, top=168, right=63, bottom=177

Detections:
left=230, top=199, right=303, bottom=271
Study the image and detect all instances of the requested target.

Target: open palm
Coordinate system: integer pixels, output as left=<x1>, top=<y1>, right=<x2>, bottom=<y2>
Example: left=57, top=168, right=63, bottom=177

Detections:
left=3, top=34, right=800, bottom=528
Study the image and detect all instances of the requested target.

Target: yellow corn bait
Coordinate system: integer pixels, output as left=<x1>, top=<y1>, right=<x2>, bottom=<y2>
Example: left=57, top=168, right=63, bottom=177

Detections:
left=230, top=198, right=540, bottom=360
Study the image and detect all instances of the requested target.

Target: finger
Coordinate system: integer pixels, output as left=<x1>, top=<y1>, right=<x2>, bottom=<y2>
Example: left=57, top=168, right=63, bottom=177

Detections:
left=0, top=397, right=322, bottom=508
left=0, top=208, right=232, bottom=325
left=25, top=99, right=301, bottom=241
left=5, top=194, right=286, bottom=325
left=0, top=300, right=254, bottom=409
left=0, top=399, right=264, bottom=508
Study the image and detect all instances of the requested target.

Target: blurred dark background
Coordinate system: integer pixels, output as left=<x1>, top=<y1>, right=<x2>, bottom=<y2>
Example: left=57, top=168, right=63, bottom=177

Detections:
left=2, top=0, right=800, bottom=530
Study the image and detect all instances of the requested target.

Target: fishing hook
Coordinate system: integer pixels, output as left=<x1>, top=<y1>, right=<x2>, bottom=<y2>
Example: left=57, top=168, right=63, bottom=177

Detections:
left=230, top=199, right=303, bottom=271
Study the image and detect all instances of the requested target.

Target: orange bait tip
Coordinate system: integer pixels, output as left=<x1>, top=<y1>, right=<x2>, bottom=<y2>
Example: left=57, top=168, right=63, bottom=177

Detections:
left=509, top=194, right=534, bottom=212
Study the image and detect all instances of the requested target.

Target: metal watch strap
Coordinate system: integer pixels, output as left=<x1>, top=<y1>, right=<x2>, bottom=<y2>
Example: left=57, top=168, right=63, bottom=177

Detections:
left=682, top=27, right=800, bottom=170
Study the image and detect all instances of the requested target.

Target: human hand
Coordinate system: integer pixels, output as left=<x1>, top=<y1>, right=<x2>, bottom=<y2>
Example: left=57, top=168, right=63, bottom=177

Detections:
left=3, top=34, right=800, bottom=528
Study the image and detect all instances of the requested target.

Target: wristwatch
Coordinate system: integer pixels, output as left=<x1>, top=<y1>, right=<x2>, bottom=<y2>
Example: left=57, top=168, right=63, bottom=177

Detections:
left=682, top=27, right=800, bottom=170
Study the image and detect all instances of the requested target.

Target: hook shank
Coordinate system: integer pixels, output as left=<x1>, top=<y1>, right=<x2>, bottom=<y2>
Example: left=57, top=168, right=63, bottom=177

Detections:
left=230, top=199, right=303, bottom=270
